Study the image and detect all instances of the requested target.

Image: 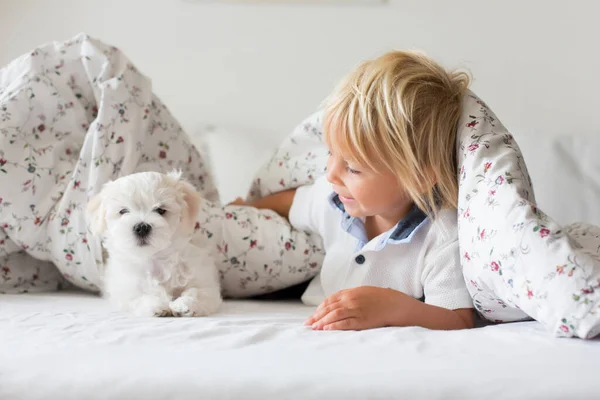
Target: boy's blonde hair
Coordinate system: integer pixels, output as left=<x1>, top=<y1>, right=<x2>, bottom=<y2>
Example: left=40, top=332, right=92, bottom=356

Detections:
left=323, top=50, right=470, bottom=217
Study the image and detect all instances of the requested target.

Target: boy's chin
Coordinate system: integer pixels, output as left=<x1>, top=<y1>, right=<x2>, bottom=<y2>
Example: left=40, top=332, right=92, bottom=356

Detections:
left=343, top=206, right=365, bottom=218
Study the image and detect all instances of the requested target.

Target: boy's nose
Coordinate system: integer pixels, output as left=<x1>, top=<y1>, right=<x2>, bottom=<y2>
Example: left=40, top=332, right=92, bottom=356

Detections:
left=325, top=167, right=339, bottom=185
left=326, top=159, right=342, bottom=185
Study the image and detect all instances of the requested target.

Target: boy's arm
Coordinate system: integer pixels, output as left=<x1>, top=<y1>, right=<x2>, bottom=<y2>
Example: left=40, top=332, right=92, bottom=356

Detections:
left=249, top=189, right=297, bottom=220
left=229, top=176, right=332, bottom=235
left=229, top=189, right=297, bottom=220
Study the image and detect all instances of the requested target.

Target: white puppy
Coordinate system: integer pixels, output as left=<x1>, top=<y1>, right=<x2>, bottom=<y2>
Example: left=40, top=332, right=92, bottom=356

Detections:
left=86, top=171, right=222, bottom=317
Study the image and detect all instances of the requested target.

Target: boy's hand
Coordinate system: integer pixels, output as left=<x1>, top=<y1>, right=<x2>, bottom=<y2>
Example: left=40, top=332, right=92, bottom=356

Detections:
left=305, top=286, right=474, bottom=331
left=228, top=197, right=247, bottom=206
left=305, top=286, right=407, bottom=331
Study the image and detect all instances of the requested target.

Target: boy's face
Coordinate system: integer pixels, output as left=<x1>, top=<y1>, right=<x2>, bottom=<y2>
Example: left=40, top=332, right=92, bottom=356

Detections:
left=325, top=146, right=412, bottom=227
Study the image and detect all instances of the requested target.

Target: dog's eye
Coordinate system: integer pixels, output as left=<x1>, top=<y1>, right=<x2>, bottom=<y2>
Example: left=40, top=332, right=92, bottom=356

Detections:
left=154, top=207, right=166, bottom=216
left=119, top=209, right=129, bottom=215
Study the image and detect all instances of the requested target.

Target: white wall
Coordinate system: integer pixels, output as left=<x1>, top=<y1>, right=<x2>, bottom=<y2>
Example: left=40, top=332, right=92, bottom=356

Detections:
left=1, top=0, right=599, bottom=143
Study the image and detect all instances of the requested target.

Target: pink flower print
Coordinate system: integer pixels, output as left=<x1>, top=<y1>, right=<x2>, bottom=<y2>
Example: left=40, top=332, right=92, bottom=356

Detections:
left=225, top=213, right=233, bottom=219
left=279, top=179, right=285, bottom=186
left=463, top=208, right=471, bottom=218
left=304, top=249, right=309, bottom=255
left=0, top=158, right=6, bottom=166
left=250, top=240, right=257, bottom=248
left=540, top=228, right=550, bottom=238
left=73, top=181, right=80, bottom=189
left=285, top=242, right=292, bottom=250
left=38, top=124, right=46, bottom=132
left=480, top=229, right=486, bottom=240
left=556, top=265, right=566, bottom=275
left=278, top=162, right=283, bottom=167
left=61, top=218, right=69, bottom=226
left=484, top=162, right=492, bottom=173
left=0, top=197, right=2, bottom=204
left=34, top=217, right=41, bottom=225
left=65, top=148, right=72, bottom=155
left=159, top=150, right=167, bottom=159
left=491, top=261, right=500, bottom=272
left=489, top=190, right=496, bottom=196
left=67, top=209, right=72, bottom=215
left=581, top=287, right=595, bottom=295
left=264, top=215, right=272, bottom=220
left=568, top=268, right=575, bottom=277
left=468, top=143, right=479, bottom=152
left=495, top=176, right=505, bottom=185
left=65, top=253, right=73, bottom=261
left=464, top=252, right=471, bottom=261
left=466, top=120, right=479, bottom=128
left=116, top=136, right=124, bottom=144
left=559, top=325, right=570, bottom=333
left=194, top=222, right=200, bottom=230
left=310, top=262, right=318, bottom=268
left=2, top=266, right=9, bottom=274
left=2, top=223, right=8, bottom=229
left=82, top=238, right=88, bottom=244
left=527, top=288, right=534, bottom=299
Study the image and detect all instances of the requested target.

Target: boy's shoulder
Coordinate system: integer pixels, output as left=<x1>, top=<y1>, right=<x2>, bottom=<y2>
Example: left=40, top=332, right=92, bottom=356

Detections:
left=425, top=208, right=458, bottom=245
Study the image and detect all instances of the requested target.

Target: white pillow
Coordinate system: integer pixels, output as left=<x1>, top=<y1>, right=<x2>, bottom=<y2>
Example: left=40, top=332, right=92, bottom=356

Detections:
left=517, top=132, right=600, bottom=227
left=198, top=126, right=277, bottom=204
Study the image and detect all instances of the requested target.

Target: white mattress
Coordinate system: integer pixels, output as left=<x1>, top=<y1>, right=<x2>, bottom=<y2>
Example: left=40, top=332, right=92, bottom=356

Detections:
left=1, top=292, right=600, bottom=400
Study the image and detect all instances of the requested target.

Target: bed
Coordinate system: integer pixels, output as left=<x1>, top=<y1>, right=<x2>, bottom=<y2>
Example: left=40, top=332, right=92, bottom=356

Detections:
left=2, top=35, right=600, bottom=397
left=2, top=129, right=600, bottom=400
left=2, top=125, right=600, bottom=400
left=2, top=291, right=600, bottom=400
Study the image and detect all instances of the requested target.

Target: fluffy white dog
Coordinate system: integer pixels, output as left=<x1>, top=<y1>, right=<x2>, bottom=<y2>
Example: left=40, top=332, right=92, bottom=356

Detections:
left=86, top=171, right=222, bottom=317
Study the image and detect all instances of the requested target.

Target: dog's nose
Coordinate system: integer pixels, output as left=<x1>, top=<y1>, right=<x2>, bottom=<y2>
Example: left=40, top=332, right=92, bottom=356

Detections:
left=133, top=222, right=152, bottom=238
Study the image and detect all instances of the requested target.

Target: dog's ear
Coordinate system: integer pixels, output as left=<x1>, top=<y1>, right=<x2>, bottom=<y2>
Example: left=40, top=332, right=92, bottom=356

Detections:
left=177, top=179, right=202, bottom=234
left=86, top=183, right=111, bottom=236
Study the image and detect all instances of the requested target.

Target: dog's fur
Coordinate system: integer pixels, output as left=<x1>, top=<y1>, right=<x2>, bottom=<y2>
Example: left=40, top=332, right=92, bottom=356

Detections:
left=86, top=171, right=222, bottom=317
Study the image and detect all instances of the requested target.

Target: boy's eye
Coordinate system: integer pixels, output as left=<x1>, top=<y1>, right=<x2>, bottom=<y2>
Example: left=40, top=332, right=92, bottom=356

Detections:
left=154, top=207, right=167, bottom=216
left=119, top=209, right=129, bottom=215
left=346, top=166, right=361, bottom=175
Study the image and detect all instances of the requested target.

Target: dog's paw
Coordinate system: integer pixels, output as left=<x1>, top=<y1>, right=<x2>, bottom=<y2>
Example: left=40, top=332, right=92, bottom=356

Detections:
left=169, top=288, right=222, bottom=317
left=169, top=296, right=197, bottom=317
left=130, top=295, right=172, bottom=317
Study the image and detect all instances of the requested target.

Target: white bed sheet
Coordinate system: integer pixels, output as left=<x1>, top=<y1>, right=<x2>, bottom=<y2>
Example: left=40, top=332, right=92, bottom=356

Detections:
left=1, top=291, right=599, bottom=400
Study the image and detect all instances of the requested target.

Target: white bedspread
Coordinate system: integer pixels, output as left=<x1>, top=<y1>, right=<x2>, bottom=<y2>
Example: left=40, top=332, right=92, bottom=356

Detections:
left=1, top=292, right=599, bottom=400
